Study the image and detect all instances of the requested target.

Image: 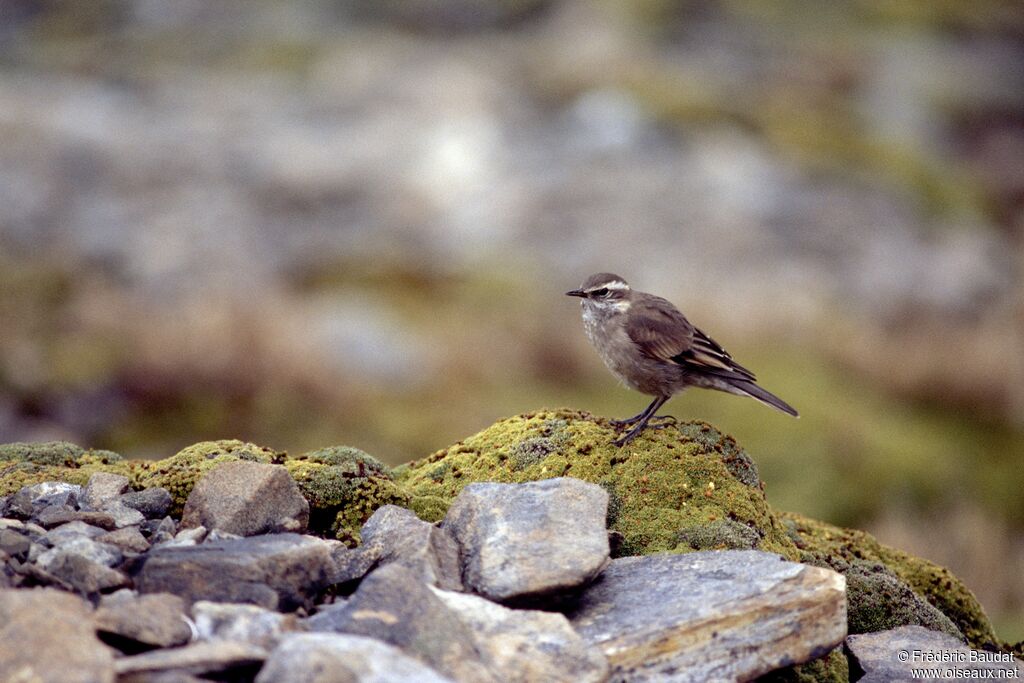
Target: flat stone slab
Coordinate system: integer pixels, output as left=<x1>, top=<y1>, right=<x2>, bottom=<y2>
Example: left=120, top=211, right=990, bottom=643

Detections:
left=95, top=591, right=192, bottom=649
left=114, top=640, right=267, bottom=678
left=135, top=533, right=333, bottom=611
left=432, top=586, right=609, bottom=683
left=256, top=633, right=455, bottom=683
left=846, top=625, right=1024, bottom=682
left=568, top=550, right=847, bottom=682
left=442, top=477, right=609, bottom=602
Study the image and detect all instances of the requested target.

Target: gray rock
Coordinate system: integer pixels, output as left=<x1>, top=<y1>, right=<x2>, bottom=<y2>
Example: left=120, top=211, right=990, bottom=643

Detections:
left=0, top=528, right=30, bottom=559
left=97, top=525, right=151, bottom=553
left=304, top=600, right=351, bottom=632
left=256, top=633, right=455, bottom=683
left=326, top=563, right=498, bottom=682
left=144, top=516, right=178, bottom=544
left=40, top=535, right=122, bottom=567
left=8, top=482, right=81, bottom=519
left=846, top=625, right=1024, bottom=682
left=568, top=550, right=847, bottom=682
left=114, top=640, right=267, bottom=678
left=98, top=500, right=147, bottom=529
left=36, top=538, right=129, bottom=593
left=36, top=506, right=118, bottom=530
left=0, top=587, right=116, bottom=683
left=136, top=533, right=334, bottom=610
left=193, top=600, right=300, bottom=649
left=160, top=525, right=208, bottom=547
left=358, top=504, right=462, bottom=590
left=95, top=592, right=193, bottom=649
left=431, top=587, right=609, bottom=683
left=45, top=519, right=109, bottom=544
left=81, top=472, right=131, bottom=510
left=181, top=461, right=309, bottom=536
left=442, top=477, right=610, bottom=602
left=330, top=542, right=383, bottom=586
left=120, top=488, right=173, bottom=519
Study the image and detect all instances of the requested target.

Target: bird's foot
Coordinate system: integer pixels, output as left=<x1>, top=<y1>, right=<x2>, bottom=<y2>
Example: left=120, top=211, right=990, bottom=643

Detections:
left=612, top=414, right=678, bottom=447
left=609, top=414, right=645, bottom=429
left=647, top=414, right=677, bottom=428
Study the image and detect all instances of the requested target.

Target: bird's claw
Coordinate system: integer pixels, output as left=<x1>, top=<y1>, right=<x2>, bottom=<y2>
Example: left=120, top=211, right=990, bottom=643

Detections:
left=611, top=414, right=678, bottom=447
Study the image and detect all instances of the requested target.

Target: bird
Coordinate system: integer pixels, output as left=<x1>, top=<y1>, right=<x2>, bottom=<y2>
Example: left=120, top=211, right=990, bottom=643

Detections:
left=566, top=272, right=798, bottom=446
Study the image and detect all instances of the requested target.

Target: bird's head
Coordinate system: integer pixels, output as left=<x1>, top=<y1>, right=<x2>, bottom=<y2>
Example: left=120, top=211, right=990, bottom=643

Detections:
left=566, top=273, right=632, bottom=311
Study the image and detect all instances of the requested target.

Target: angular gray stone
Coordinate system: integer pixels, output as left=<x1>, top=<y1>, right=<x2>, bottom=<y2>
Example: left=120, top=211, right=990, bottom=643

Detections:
left=256, top=633, right=456, bottom=683
left=136, top=533, right=334, bottom=611
left=143, top=516, right=178, bottom=544
left=846, top=625, right=1024, bottom=682
left=120, top=487, right=173, bottom=519
left=0, top=528, right=30, bottom=559
left=95, top=591, right=193, bottom=649
left=304, top=600, right=351, bottom=632
left=431, top=587, right=609, bottom=683
left=40, top=535, right=122, bottom=567
left=568, top=550, right=847, bottom=682
left=98, top=500, right=147, bottom=529
left=330, top=542, right=383, bottom=586
left=357, top=504, right=462, bottom=590
left=442, top=477, right=610, bottom=602
left=181, top=461, right=309, bottom=536
left=193, top=600, right=299, bottom=649
left=0, top=588, right=116, bottom=683
left=8, top=482, right=81, bottom=519
left=36, top=506, right=118, bottom=530
left=45, top=519, right=109, bottom=544
left=325, top=563, right=498, bottom=682
left=36, top=538, right=130, bottom=594
left=82, top=472, right=131, bottom=510
left=160, top=525, right=208, bottom=547
left=97, top=525, right=151, bottom=553
left=114, top=640, right=267, bottom=678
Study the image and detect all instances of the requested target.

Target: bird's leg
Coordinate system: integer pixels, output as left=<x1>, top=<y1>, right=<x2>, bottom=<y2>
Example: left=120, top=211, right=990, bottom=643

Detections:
left=610, top=396, right=663, bottom=429
left=614, top=396, right=669, bottom=447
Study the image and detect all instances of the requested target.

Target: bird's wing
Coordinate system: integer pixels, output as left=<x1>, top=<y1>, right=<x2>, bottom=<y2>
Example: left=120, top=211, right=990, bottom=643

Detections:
left=625, top=296, right=695, bottom=362
left=680, top=326, right=758, bottom=382
left=626, top=295, right=757, bottom=382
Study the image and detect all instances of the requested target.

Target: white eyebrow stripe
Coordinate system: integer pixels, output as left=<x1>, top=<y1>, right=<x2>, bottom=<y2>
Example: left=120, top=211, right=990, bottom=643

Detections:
left=590, top=281, right=629, bottom=291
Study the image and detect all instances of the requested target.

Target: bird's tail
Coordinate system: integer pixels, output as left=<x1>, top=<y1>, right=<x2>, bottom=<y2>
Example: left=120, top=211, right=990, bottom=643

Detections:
left=731, top=380, right=799, bottom=417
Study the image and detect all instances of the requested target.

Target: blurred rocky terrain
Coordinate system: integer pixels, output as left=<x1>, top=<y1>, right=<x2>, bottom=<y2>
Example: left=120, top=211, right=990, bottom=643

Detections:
left=0, top=0, right=1022, bottom=637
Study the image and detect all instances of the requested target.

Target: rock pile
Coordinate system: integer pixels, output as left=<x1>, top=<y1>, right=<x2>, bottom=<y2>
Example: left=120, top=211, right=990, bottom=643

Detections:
left=2, top=423, right=1022, bottom=682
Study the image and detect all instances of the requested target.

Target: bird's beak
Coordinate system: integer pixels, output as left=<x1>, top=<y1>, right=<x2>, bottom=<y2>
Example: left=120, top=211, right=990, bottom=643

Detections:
left=565, top=289, right=586, bottom=298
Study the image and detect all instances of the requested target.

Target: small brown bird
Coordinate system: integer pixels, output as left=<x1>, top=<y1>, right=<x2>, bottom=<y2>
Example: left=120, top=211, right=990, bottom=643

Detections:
left=567, top=273, right=798, bottom=446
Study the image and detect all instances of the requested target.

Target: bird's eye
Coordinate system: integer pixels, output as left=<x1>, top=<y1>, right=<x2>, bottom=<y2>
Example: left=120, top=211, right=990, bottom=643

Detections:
left=592, top=288, right=610, bottom=297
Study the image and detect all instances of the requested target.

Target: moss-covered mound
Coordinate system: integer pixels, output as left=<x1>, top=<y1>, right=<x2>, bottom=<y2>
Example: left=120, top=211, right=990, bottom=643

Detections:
left=395, top=409, right=998, bottom=650
left=0, top=439, right=406, bottom=543
left=0, top=441, right=130, bottom=494
left=283, top=445, right=409, bottom=545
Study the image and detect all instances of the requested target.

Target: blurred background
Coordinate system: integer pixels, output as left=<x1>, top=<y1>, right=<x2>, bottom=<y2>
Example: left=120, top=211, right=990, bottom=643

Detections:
left=0, top=0, right=1022, bottom=639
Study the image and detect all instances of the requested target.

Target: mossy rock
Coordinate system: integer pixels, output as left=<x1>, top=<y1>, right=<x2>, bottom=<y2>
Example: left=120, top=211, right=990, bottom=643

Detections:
left=0, top=441, right=129, bottom=496
left=130, top=439, right=283, bottom=516
left=395, top=409, right=998, bottom=650
left=781, top=512, right=995, bottom=649
left=284, top=445, right=409, bottom=544
left=759, top=647, right=849, bottom=683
